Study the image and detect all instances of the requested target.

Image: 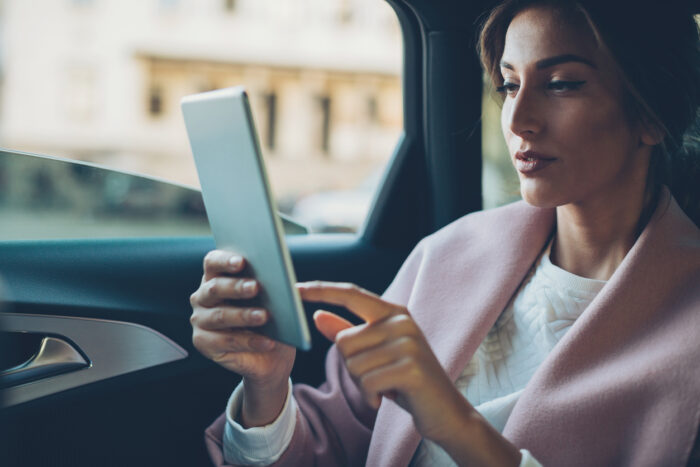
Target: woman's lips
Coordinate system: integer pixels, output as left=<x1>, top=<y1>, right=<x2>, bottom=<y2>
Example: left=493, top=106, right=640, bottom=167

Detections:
left=515, top=151, right=556, bottom=175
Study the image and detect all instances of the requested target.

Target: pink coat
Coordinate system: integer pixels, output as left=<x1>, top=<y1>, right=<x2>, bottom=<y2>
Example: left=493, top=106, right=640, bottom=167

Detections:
left=205, top=189, right=700, bottom=466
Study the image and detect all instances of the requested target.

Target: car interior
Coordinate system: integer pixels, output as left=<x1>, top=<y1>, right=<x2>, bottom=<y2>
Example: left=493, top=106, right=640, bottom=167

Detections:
left=0, top=0, right=501, bottom=465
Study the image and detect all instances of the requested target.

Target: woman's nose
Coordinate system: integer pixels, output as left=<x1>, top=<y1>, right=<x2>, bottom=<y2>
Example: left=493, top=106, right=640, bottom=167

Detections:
left=504, top=87, right=543, bottom=137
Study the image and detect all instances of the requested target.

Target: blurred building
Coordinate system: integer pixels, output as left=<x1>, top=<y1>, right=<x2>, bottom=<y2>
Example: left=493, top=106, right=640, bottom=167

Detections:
left=0, top=0, right=402, bottom=200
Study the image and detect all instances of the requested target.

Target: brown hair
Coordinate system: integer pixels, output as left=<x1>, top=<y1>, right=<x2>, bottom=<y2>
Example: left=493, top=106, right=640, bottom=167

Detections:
left=478, top=1, right=700, bottom=226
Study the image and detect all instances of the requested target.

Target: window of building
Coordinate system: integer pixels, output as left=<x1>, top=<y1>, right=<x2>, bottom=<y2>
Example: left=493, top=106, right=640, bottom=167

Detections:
left=338, top=0, right=354, bottom=24
left=148, top=86, right=164, bottom=117
left=264, top=92, right=277, bottom=151
left=223, top=0, right=236, bottom=13
left=317, top=95, right=332, bottom=155
left=367, top=95, right=378, bottom=123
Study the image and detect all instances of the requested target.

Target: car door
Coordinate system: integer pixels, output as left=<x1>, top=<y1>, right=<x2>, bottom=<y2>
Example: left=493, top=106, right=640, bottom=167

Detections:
left=0, top=0, right=490, bottom=466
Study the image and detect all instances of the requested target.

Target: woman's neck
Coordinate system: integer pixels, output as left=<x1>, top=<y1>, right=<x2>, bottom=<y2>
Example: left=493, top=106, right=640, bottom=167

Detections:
left=550, top=187, right=651, bottom=281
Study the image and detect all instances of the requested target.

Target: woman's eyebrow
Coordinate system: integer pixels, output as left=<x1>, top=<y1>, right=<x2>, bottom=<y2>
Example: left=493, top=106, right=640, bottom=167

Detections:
left=500, top=54, right=597, bottom=70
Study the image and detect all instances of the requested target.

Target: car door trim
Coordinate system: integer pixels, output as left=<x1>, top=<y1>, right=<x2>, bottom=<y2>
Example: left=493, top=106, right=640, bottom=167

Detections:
left=1, top=335, right=90, bottom=388
left=0, top=312, right=188, bottom=407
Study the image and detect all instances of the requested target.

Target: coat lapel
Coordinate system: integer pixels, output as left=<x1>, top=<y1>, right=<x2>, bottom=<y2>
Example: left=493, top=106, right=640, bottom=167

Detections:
left=367, top=202, right=556, bottom=466
left=503, top=191, right=700, bottom=466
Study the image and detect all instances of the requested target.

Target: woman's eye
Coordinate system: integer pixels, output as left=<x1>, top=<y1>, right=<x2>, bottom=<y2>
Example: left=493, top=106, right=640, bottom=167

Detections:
left=496, top=82, right=519, bottom=96
left=547, top=80, right=586, bottom=92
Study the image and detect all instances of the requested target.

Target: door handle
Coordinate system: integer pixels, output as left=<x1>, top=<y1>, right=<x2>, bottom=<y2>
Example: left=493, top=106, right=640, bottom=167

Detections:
left=0, top=336, right=89, bottom=388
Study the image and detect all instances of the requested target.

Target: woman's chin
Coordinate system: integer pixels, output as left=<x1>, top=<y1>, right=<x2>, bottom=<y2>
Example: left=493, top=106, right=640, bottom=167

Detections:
left=519, top=183, right=564, bottom=209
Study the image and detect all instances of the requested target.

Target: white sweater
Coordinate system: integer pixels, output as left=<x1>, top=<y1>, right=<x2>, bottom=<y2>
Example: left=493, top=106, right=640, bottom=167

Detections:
left=223, top=244, right=606, bottom=466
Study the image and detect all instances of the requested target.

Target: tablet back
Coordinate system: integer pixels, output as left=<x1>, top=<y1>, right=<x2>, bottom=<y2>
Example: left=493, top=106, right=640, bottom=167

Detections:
left=181, top=86, right=311, bottom=350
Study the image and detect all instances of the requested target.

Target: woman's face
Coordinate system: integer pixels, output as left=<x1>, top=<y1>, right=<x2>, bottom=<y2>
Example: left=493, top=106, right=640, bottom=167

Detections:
left=499, top=6, right=653, bottom=209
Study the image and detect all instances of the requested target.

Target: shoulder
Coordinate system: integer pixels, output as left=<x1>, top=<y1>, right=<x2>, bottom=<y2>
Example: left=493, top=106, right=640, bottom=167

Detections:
left=382, top=200, right=554, bottom=304
left=418, top=200, right=548, bottom=255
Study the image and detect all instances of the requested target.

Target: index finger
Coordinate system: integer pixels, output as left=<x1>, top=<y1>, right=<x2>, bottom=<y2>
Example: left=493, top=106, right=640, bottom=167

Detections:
left=203, top=250, right=246, bottom=280
left=297, top=281, right=403, bottom=324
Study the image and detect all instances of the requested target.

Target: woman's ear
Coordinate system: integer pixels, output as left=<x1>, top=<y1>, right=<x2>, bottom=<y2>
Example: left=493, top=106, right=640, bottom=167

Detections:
left=639, top=120, right=665, bottom=147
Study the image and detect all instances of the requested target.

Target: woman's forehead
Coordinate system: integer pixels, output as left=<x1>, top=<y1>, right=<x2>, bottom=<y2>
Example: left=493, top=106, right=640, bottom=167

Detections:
left=501, top=5, right=599, bottom=70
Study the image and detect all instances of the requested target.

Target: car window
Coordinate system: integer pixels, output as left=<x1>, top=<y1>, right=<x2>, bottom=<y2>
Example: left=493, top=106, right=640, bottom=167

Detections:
left=0, top=149, right=305, bottom=240
left=0, top=0, right=403, bottom=234
left=0, top=150, right=211, bottom=240
left=482, top=77, right=521, bottom=209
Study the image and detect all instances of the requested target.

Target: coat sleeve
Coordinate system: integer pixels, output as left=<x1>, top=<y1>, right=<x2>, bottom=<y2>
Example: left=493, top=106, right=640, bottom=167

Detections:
left=204, top=239, right=428, bottom=466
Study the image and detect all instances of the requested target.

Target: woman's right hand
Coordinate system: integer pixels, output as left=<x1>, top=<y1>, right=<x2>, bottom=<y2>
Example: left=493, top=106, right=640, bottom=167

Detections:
left=190, top=249, right=296, bottom=392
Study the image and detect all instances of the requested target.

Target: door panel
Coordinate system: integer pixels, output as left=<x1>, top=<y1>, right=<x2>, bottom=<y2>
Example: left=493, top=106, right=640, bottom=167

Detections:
left=2, top=314, right=187, bottom=406
left=0, top=236, right=229, bottom=466
left=0, top=233, right=407, bottom=466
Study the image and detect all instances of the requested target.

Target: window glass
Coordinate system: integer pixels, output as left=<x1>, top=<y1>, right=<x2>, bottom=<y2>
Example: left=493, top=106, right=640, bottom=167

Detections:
left=0, top=150, right=306, bottom=241
left=0, top=0, right=403, bottom=234
left=0, top=151, right=210, bottom=240
left=482, top=78, right=521, bottom=209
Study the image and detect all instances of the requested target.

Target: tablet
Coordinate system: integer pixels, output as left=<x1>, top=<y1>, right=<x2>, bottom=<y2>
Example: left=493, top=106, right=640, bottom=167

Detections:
left=181, top=86, right=312, bottom=351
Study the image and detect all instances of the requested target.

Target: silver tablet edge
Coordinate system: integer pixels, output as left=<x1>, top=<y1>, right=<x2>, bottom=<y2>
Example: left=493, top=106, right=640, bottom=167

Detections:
left=239, top=90, right=312, bottom=351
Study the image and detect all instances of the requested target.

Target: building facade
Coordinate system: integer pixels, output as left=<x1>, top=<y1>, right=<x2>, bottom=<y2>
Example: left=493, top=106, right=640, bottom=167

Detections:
left=0, top=0, right=403, bottom=200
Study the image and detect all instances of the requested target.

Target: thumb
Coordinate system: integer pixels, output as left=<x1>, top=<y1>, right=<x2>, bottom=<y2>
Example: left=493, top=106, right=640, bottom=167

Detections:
left=313, top=310, right=354, bottom=342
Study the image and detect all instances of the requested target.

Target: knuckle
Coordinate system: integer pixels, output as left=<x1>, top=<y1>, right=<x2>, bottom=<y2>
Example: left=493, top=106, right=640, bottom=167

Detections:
left=207, top=278, right=224, bottom=297
left=399, top=357, right=420, bottom=377
left=345, top=356, right=361, bottom=375
left=242, top=308, right=253, bottom=322
left=335, top=336, right=349, bottom=354
left=359, top=373, right=378, bottom=393
left=397, top=336, right=418, bottom=355
left=335, top=333, right=353, bottom=355
left=189, top=311, right=199, bottom=327
left=189, top=291, right=199, bottom=307
left=227, top=334, right=246, bottom=352
left=211, top=307, right=226, bottom=326
left=336, top=326, right=356, bottom=344
left=391, top=313, right=411, bottom=324
left=394, top=315, right=418, bottom=334
left=388, top=314, right=408, bottom=327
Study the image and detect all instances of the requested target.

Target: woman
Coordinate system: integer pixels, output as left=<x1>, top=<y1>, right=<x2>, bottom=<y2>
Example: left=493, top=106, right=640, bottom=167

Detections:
left=190, top=1, right=700, bottom=465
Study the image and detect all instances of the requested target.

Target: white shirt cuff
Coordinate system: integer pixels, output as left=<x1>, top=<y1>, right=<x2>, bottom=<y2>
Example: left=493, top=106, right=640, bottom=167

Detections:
left=519, top=449, right=543, bottom=467
left=223, top=379, right=297, bottom=466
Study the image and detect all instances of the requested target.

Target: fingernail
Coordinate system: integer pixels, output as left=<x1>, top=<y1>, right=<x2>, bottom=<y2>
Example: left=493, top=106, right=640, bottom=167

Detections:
left=249, top=309, right=266, bottom=324
left=243, top=280, right=257, bottom=294
left=229, top=256, right=242, bottom=268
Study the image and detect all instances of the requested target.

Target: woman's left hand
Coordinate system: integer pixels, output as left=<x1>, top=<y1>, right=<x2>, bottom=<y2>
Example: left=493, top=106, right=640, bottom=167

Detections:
left=297, top=281, right=475, bottom=443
